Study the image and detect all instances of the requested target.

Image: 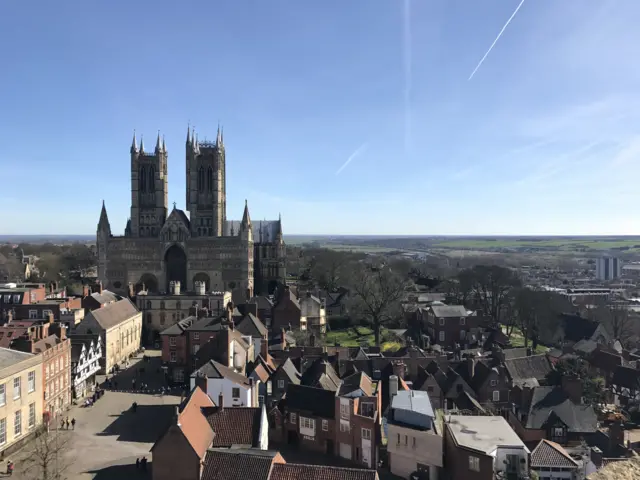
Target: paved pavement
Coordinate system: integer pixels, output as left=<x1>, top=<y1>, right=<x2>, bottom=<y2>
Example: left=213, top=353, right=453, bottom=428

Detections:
left=9, top=351, right=183, bottom=480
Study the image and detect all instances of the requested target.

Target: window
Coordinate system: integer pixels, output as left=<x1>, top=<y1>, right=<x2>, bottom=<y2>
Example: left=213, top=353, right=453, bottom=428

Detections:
left=490, top=379, right=497, bottom=386
left=176, top=300, right=181, bottom=310
left=0, top=418, right=5, bottom=445
left=146, top=300, right=152, bottom=309
left=493, top=390, right=500, bottom=402
left=28, top=403, right=35, bottom=429
left=160, top=301, right=165, bottom=310
left=460, top=317, right=466, bottom=325
left=322, top=419, right=328, bottom=431
left=469, top=455, right=480, bottom=471
left=267, top=381, right=272, bottom=394
left=404, top=435, right=408, bottom=445
left=412, top=436, right=416, bottom=448
left=28, top=371, right=35, bottom=393
left=192, top=345, right=200, bottom=355
left=340, top=419, right=350, bottom=432
left=43, top=309, right=52, bottom=319
left=427, top=385, right=434, bottom=393
left=361, top=403, right=374, bottom=417
left=170, top=351, right=176, bottom=363
left=13, top=295, right=20, bottom=303
left=439, top=331, right=445, bottom=342
left=169, top=337, right=177, bottom=347
left=361, top=428, right=372, bottom=440
left=290, top=413, right=297, bottom=424
left=29, top=310, right=38, bottom=319
left=300, top=416, right=315, bottom=430
left=193, top=332, right=200, bottom=341
left=397, top=433, right=400, bottom=444
left=0, top=384, right=4, bottom=407
left=232, top=388, right=240, bottom=399
left=553, top=427, right=564, bottom=437
left=340, top=402, right=350, bottom=416
left=160, top=314, right=166, bottom=325
left=14, top=410, right=21, bottom=437
left=174, top=369, right=184, bottom=383
left=13, top=378, right=20, bottom=400
left=278, top=380, right=284, bottom=389
left=439, top=318, right=445, bottom=326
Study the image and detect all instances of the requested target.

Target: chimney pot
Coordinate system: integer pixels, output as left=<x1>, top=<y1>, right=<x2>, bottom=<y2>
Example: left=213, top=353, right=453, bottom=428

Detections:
left=219, top=393, right=224, bottom=409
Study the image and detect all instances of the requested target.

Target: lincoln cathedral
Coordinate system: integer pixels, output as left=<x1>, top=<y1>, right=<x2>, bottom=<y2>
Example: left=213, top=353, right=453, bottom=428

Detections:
left=96, top=127, right=286, bottom=300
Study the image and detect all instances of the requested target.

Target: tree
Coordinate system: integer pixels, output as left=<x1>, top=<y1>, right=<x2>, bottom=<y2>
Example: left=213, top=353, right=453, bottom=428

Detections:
left=465, top=265, right=521, bottom=323
left=513, top=287, right=567, bottom=348
left=346, top=263, right=407, bottom=346
left=545, top=357, right=606, bottom=406
left=22, top=429, right=72, bottom=480
left=589, top=303, right=635, bottom=346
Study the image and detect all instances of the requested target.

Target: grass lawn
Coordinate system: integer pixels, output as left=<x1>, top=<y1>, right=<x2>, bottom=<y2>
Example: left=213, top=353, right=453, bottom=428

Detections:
left=433, top=237, right=640, bottom=251
left=325, top=326, right=402, bottom=351
left=502, top=326, right=549, bottom=354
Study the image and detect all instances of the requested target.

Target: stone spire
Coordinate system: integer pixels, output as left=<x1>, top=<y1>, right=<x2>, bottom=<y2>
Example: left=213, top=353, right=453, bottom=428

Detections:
left=186, top=124, right=191, bottom=146
left=216, top=124, right=222, bottom=147
left=276, top=213, right=283, bottom=243
left=139, top=135, right=145, bottom=153
left=162, top=135, right=166, bottom=153
left=241, top=199, right=251, bottom=228
left=155, top=131, right=162, bottom=153
left=131, top=130, right=138, bottom=154
left=98, top=200, right=111, bottom=234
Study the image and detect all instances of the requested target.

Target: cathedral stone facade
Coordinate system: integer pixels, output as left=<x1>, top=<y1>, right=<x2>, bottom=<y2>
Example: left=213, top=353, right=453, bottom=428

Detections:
left=96, top=127, right=286, bottom=300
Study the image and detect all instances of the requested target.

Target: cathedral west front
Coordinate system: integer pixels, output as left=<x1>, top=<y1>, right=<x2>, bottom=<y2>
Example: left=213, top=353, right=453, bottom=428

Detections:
left=96, top=127, right=286, bottom=301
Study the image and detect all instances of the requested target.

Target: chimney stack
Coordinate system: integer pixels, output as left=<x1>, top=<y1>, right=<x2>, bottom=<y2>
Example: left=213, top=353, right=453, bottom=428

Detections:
left=175, top=406, right=181, bottom=426
left=389, top=375, right=399, bottom=403
left=261, top=337, right=269, bottom=360
left=218, top=392, right=224, bottom=409
left=561, top=375, right=583, bottom=404
left=281, top=328, right=287, bottom=351
left=391, top=361, right=406, bottom=380
left=609, top=421, right=625, bottom=451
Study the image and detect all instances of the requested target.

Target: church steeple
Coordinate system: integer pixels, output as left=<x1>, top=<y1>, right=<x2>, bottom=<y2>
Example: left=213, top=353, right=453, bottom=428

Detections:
left=131, top=131, right=138, bottom=154
left=216, top=124, right=222, bottom=147
left=186, top=124, right=192, bottom=146
left=155, top=131, right=162, bottom=153
left=139, top=135, right=145, bottom=153
left=276, top=213, right=284, bottom=244
left=241, top=200, right=251, bottom=228
left=98, top=200, right=111, bottom=235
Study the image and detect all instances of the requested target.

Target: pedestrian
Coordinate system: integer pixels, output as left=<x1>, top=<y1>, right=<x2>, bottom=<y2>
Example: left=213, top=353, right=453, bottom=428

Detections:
left=71, top=418, right=76, bottom=430
left=65, top=418, right=70, bottom=429
left=135, top=458, right=140, bottom=470
left=6, top=460, right=13, bottom=476
left=132, top=378, right=136, bottom=390
left=141, top=457, right=147, bottom=472
left=60, top=418, right=65, bottom=430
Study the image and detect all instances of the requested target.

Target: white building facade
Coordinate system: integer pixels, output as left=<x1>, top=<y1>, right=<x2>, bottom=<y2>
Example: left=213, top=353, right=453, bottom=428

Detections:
left=71, top=338, right=102, bottom=399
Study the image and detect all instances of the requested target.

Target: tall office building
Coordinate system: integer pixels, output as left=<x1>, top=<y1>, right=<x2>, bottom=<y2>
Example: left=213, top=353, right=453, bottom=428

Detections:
left=596, top=256, right=621, bottom=281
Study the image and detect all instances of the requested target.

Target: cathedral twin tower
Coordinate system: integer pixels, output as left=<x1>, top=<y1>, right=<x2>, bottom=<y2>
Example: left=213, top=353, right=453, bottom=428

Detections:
left=128, top=126, right=226, bottom=239
left=97, top=126, right=285, bottom=298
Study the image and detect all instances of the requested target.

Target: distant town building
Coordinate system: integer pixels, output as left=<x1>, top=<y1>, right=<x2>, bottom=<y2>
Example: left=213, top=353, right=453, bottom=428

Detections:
left=596, top=256, right=621, bottom=281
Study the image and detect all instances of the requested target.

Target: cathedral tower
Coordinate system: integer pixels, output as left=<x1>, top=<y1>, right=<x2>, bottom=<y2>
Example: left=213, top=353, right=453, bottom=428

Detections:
left=130, top=131, right=168, bottom=237
left=186, top=126, right=226, bottom=237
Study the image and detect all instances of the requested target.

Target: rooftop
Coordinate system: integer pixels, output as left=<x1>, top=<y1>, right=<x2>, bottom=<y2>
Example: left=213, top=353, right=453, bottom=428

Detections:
left=0, top=347, right=35, bottom=370
left=446, top=415, right=528, bottom=455
left=391, top=390, right=434, bottom=418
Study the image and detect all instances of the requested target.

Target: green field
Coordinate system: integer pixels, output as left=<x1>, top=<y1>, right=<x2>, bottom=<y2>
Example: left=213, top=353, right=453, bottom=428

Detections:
left=433, top=237, right=640, bottom=251
left=325, top=326, right=403, bottom=351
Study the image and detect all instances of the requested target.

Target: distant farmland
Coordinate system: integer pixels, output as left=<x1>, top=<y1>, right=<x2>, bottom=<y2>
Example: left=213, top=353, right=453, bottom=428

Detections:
left=431, top=237, right=640, bottom=251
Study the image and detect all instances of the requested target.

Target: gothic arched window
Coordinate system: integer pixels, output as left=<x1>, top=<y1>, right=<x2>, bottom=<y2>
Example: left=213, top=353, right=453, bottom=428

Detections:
left=148, top=166, right=155, bottom=192
left=198, top=167, right=205, bottom=192
left=139, top=166, right=147, bottom=192
left=207, top=166, right=214, bottom=192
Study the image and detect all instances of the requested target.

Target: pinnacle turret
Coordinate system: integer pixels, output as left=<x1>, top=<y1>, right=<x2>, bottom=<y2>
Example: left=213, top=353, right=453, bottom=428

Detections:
left=131, top=131, right=138, bottom=154
left=241, top=199, right=251, bottom=228
left=162, top=135, right=166, bottom=152
left=139, top=135, right=145, bottom=153
left=98, top=200, right=111, bottom=234
left=155, top=131, right=162, bottom=153
left=186, top=124, right=191, bottom=145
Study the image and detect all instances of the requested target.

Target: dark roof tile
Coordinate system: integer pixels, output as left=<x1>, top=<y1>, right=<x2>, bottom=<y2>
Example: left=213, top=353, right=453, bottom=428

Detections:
left=530, top=439, right=579, bottom=468
left=202, top=407, right=262, bottom=447
left=269, top=463, right=378, bottom=480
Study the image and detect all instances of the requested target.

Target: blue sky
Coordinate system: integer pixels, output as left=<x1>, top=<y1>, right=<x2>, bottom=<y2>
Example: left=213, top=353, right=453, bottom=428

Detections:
left=1, top=0, right=639, bottom=235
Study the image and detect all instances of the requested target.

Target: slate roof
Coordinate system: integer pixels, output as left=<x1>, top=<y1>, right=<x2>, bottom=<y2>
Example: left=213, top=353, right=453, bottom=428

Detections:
left=160, top=316, right=197, bottom=335
left=530, top=439, right=579, bottom=468
left=300, top=358, right=341, bottom=391
left=84, top=298, right=139, bottom=330
left=192, top=360, right=251, bottom=386
left=505, top=354, right=552, bottom=386
left=573, top=339, right=598, bottom=355
left=503, top=347, right=529, bottom=360
left=236, top=313, right=268, bottom=338
left=286, top=384, right=336, bottom=418
left=202, top=407, right=263, bottom=447
left=248, top=295, right=274, bottom=310
left=90, top=289, right=120, bottom=304
left=525, top=386, right=597, bottom=433
left=0, top=347, right=34, bottom=369
left=276, top=358, right=301, bottom=385
left=431, top=305, right=468, bottom=318
left=269, top=464, right=378, bottom=480
left=201, top=448, right=277, bottom=480
left=186, top=315, right=225, bottom=332
left=338, top=371, right=374, bottom=397
left=32, top=334, right=62, bottom=353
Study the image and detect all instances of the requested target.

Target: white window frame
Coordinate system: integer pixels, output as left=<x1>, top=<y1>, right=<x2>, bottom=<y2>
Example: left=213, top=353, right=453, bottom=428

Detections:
left=232, top=387, right=240, bottom=399
left=460, top=317, right=466, bottom=325
left=170, top=351, right=177, bottom=363
left=361, top=428, right=372, bottom=440
left=439, top=331, right=445, bottom=342
left=290, top=413, right=297, bottom=424
left=28, top=403, right=35, bottom=429
left=14, top=410, right=21, bottom=437
left=340, top=419, right=350, bottom=432
left=29, top=310, right=38, bottom=319
left=193, top=332, right=200, bottom=341
left=490, top=379, right=497, bottom=387
left=322, top=419, right=328, bottom=431
left=0, top=418, right=5, bottom=446
left=0, top=384, right=5, bottom=407
left=492, top=390, right=500, bottom=402
left=13, top=377, right=21, bottom=400
left=28, top=371, right=35, bottom=393
left=439, top=318, right=445, bottom=326
left=43, top=309, right=52, bottom=319
left=169, top=337, right=177, bottom=347
left=300, top=416, right=315, bottom=430
left=278, top=379, right=285, bottom=389
left=469, top=455, right=480, bottom=472
left=174, top=369, right=184, bottom=383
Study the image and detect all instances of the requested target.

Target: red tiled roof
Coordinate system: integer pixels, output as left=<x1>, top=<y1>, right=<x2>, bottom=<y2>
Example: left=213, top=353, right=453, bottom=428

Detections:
left=203, top=407, right=263, bottom=447
left=201, top=449, right=278, bottom=480
left=530, top=439, right=579, bottom=468
left=269, top=464, right=378, bottom=480
left=172, top=387, right=215, bottom=458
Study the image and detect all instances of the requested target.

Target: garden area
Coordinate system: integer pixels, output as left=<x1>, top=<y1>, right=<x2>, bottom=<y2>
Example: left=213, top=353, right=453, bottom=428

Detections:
left=325, top=326, right=403, bottom=352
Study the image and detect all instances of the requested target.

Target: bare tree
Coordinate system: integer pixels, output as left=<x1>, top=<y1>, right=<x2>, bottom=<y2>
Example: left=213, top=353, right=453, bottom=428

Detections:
left=347, top=263, right=407, bottom=345
left=590, top=303, right=635, bottom=346
left=22, top=429, right=73, bottom=480
left=466, top=265, right=521, bottom=324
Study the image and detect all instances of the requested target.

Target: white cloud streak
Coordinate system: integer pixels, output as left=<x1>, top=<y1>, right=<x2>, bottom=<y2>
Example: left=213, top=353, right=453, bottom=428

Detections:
left=403, top=0, right=412, bottom=156
left=468, top=0, right=526, bottom=81
left=335, top=143, right=368, bottom=175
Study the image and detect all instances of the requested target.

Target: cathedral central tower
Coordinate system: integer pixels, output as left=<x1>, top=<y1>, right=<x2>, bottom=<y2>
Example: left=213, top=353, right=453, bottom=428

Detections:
left=185, top=126, right=226, bottom=237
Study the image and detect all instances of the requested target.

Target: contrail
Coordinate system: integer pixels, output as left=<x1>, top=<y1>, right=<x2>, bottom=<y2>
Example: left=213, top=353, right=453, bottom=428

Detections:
left=335, top=143, right=368, bottom=175
left=403, top=0, right=412, bottom=156
left=468, top=0, right=526, bottom=81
